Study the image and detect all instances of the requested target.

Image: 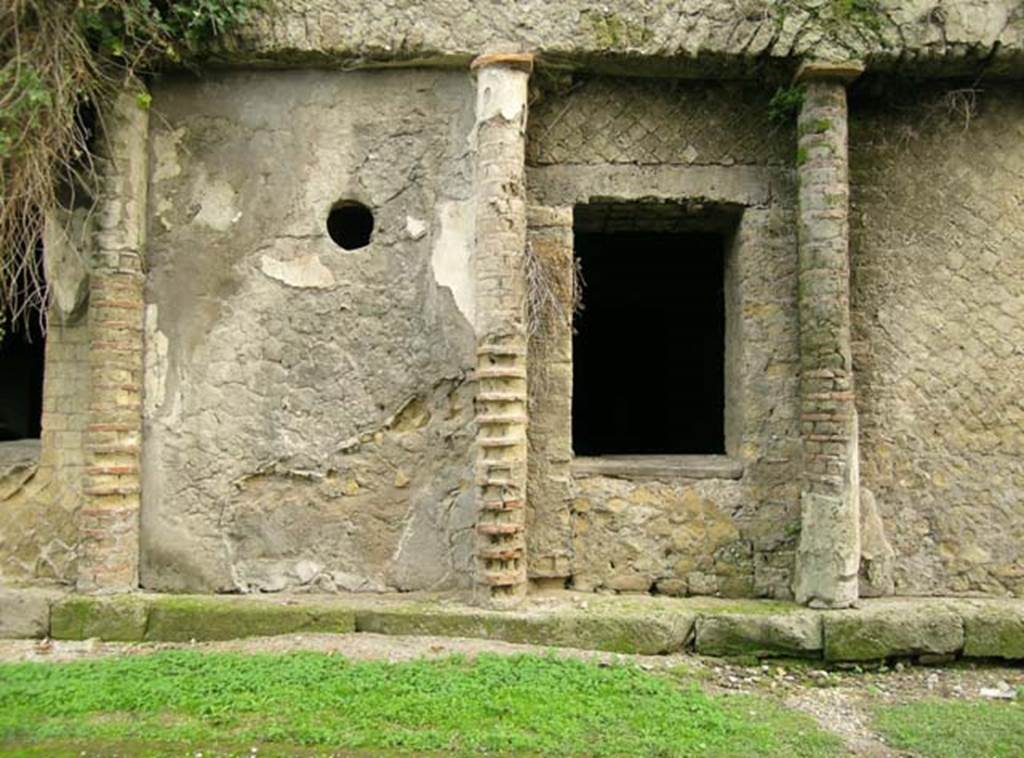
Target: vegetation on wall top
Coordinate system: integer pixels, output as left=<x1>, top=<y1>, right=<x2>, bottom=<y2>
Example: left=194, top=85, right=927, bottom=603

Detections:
left=0, top=0, right=258, bottom=336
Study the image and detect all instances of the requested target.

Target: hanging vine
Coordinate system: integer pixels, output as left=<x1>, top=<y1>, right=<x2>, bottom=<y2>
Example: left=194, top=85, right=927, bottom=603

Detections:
left=0, top=0, right=259, bottom=335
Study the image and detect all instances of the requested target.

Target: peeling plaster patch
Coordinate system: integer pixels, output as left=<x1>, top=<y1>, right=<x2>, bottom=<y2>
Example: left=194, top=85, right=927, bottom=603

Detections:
left=259, top=253, right=337, bottom=289
left=192, top=173, right=241, bottom=231
left=156, top=198, right=174, bottom=231
left=476, top=66, right=528, bottom=123
left=144, top=304, right=169, bottom=419
left=406, top=216, right=428, bottom=240
left=42, top=209, right=90, bottom=319
left=152, top=127, right=185, bottom=183
left=388, top=499, right=450, bottom=591
left=431, top=200, right=475, bottom=325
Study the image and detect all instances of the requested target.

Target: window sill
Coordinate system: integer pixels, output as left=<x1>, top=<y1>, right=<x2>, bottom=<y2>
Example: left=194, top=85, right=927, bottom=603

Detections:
left=0, top=439, right=41, bottom=484
left=0, top=439, right=40, bottom=464
left=571, top=454, right=744, bottom=481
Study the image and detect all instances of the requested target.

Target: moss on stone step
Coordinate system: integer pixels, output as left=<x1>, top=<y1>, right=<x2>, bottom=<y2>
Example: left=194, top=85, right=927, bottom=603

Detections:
left=145, top=596, right=356, bottom=642
left=823, top=601, right=963, bottom=662
left=695, top=612, right=823, bottom=658
left=49, top=594, right=356, bottom=642
left=37, top=593, right=1024, bottom=662
left=51, top=596, right=149, bottom=642
left=962, top=602, right=1024, bottom=659
left=355, top=608, right=694, bottom=655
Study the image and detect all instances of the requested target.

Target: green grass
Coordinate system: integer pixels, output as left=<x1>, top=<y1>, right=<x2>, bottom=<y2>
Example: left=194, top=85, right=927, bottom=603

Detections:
left=0, top=651, right=843, bottom=756
left=874, top=700, right=1024, bottom=757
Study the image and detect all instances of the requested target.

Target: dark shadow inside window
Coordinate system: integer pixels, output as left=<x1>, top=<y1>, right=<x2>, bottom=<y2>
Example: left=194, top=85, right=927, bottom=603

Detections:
left=572, top=222, right=725, bottom=455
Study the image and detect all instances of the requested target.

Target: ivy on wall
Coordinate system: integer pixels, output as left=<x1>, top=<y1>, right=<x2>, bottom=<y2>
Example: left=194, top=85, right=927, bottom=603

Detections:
left=0, top=0, right=259, bottom=335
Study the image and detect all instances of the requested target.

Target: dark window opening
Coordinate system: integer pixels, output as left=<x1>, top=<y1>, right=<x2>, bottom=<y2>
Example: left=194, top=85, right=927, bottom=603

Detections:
left=0, top=315, right=45, bottom=441
left=327, top=201, right=374, bottom=250
left=572, top=206, right=726, bottom=456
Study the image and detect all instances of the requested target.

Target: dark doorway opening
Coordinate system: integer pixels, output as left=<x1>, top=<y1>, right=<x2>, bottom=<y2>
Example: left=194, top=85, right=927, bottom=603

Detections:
left=572, top=207, right=726, bottom=456
left=0, top=315, right=45, bottom=441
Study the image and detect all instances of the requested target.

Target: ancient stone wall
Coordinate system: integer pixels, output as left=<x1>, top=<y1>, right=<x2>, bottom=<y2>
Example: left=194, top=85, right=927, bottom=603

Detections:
left=0, top=318, right=89, bottom=584
left=141, top=70, right=480, bottom=593
left=850, top=81, right=1024, bottom=597
left=2, top=4, right=1023, bottom=604
left=525, top=78, right=802, bottom=598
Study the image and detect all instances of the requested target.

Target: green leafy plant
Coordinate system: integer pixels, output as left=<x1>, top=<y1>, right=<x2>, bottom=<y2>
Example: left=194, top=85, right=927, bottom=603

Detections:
left=768, top=84, right=806, bottom=123
left=874, top=700, right=1024, bottom=757
left=0, top=651, right=844, bottom=755
left=830, top=0, right=884, bottom=32
left=0, top=0, right=259, bottom=326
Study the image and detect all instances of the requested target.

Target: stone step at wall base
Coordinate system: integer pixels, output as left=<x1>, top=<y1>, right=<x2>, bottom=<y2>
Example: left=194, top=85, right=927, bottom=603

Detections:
left=3, top=589, right=1023, bottom=662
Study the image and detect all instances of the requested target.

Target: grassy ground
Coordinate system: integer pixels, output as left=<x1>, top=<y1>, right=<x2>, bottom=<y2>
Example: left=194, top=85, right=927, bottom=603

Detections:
left=873, top=699, right=1024, bottom=757
left=0, top=651, right=842, bottom=757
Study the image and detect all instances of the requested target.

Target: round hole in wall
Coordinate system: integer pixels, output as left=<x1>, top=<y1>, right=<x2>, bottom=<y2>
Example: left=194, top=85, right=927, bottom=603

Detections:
left=327, top=201, right=374, bottom=250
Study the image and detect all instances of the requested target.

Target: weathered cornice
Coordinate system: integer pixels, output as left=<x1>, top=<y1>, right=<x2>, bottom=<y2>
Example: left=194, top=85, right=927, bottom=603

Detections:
left=210, top=1, right=1024, bottom=78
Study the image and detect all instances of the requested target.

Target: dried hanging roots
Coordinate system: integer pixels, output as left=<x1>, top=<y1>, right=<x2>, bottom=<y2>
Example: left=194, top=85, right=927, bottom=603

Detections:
left=0, top=0, right=257, bottom=330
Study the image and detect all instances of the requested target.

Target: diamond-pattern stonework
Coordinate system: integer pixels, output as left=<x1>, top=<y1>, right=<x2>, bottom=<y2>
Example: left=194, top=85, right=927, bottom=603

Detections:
left=851, top=83, right=1024, bottom=597
left=527, top=78, right=791, bottom=167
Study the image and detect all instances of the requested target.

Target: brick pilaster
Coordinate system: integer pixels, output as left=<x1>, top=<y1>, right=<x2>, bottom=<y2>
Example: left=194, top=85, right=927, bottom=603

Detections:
left=78, top=88, right=149, bottom=591
left=470, top=53, right=534, bottom=603
left=793, top=62, right=863, bottom=608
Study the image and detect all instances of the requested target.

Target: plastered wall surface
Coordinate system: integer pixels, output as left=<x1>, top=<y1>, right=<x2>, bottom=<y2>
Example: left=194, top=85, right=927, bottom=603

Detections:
left=850, top=82, right=1024, bottom=597
left=525, top=78, right=803, bottom=598
left=141, top=69, right=480, bottom=593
